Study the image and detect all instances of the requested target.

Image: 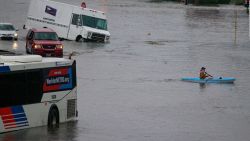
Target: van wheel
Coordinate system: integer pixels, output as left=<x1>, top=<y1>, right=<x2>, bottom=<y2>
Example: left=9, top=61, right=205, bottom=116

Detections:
left=82, top=38, right=87, bottom=42
left=48, top=107, right=59, bottom=128
left=76, top=36, right=82, bottom=42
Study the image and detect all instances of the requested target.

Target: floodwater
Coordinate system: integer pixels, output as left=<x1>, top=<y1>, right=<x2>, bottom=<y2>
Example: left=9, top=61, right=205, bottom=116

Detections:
left=0, top=0, right=250, bottom=140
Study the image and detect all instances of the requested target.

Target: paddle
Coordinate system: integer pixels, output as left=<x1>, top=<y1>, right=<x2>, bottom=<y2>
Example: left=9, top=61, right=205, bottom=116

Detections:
left=205, top=72, right=213, bottom=78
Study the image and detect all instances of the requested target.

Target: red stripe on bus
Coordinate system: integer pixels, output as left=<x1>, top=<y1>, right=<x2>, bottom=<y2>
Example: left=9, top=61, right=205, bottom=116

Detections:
left=48, top=68, right=68, bottom=76
left=43, top=83, right=60, bottom=92
left=0, top=107, right=12, bottom=116
left=4, top=122, right=17, bottom=127
left=1, top=115, right=15, bottom=121
left=3, top=118, right=16, bottom=124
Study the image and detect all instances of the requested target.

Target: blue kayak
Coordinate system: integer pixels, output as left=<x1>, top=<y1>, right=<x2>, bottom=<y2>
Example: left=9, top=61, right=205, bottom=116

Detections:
left=181, top=77, right=236, bottom=83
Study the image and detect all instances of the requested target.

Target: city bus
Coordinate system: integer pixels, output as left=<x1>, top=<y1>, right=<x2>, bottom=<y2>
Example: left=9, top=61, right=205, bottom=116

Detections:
left=0, top=54, right=77, bottom=133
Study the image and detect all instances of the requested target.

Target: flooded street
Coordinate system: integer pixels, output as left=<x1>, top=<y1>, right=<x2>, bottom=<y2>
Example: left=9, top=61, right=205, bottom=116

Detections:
left=1, top=0, right=250, bottom=140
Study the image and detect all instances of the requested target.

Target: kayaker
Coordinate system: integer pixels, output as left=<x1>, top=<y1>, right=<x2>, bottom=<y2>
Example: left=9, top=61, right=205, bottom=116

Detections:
left=200, top=67, right=213, bottom=79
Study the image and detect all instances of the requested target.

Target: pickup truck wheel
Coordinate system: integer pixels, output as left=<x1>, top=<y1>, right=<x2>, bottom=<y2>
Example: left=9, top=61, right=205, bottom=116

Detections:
left=31, top=48, right=34, bottom=54
left=25, top=44, right=29, bottom=54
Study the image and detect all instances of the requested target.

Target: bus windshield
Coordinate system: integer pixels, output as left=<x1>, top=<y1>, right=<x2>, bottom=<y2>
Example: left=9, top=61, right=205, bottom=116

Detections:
left=34, top=32, right=59, bottom=40
left=82, top=15, right=107, bottom=30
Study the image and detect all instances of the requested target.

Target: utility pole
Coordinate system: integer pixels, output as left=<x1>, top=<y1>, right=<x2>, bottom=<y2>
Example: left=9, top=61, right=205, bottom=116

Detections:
left=234, top=9, right=238, bottom=46
left=185, top=0, right=188, bottom=5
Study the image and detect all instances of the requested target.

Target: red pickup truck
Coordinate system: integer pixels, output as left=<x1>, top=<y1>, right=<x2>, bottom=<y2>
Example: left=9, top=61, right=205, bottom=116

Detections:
left=26, top=28, right=63, bottom=57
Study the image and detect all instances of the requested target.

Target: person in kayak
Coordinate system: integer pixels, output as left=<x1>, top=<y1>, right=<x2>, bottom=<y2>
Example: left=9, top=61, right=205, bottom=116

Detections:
left=200, top=67, right=213, bottom=79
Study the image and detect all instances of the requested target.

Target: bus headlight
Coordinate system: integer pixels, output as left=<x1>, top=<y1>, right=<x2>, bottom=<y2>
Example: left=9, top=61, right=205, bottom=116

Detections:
left=14, top=33, right=18, bottom=37
left=34, top=44, right=42, bottom=49
left=56, top=45, right=63, bottom=49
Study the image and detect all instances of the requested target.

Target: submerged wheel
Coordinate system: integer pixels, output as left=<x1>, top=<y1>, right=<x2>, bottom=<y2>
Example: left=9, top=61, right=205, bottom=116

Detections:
left=25, top=44, right=29, bottom=54
left=48, top=107, right=59, bottom=128
left=31, top=48, right=34, bottom=54
left=75, top=35, right=82, bottom=42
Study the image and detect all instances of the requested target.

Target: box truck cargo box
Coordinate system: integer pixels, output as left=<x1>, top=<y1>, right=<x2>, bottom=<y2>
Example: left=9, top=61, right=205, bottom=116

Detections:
left=25, top=0, right=110, bottom=42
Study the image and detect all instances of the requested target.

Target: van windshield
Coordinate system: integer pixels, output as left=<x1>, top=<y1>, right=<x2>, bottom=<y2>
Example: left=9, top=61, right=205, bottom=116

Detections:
left=34, top=32, right=59, bottom=40
left=82, top=15, right=107, bottom=30
left=0, top=24, right=15, bottom=31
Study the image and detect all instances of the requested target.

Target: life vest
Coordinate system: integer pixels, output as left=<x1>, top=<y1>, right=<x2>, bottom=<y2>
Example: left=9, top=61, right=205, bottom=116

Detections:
left=200, top=70, right=206, bottom=79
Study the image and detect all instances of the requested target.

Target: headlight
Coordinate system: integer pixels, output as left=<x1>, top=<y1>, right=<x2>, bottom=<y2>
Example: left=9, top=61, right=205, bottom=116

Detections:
left=87, top=32, right=92, bottom=38
left=14, top=33, right=18, bottom=37
left=106, top=36, right=110, bottom=40
left=34, top=44, right=42, bottom=49
left=56, top=45, right=63, bottom=49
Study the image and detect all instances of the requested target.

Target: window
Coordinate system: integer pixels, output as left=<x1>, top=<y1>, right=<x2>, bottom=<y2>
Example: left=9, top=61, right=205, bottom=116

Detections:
left=34, top=32, right=59, bottom=40
left=0, top=24, right=15, bottom=31
left=28, top=31, right=34, bottom=40
left=82, top=15, right=107, bottom=30
left=0, top=70, right=43, bottom=108
left=71, top=14, right=82, bottom=26
left=25, top=70, right=43, bottom=104
left=0, top=72, right=26, bottom=107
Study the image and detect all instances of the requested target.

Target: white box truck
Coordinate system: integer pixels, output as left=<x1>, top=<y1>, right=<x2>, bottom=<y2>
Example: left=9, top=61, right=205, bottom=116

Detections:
left=25, top=0, right=110, bottom=42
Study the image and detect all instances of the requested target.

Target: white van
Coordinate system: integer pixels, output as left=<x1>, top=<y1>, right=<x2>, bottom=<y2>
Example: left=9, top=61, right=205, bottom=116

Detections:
left=25, top=0, right=110, bottom=42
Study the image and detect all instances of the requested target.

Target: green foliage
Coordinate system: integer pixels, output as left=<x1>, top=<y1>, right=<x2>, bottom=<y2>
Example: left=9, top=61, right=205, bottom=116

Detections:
left=231, top=0, right=244, bottom=5
left=195, top=0, right=231, bottom=5
left=149, top=0, right=244, bottom=5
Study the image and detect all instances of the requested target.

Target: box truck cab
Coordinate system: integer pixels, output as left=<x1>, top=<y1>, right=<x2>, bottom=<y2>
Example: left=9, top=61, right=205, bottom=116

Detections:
left=25, top=0, right=110, bottom=42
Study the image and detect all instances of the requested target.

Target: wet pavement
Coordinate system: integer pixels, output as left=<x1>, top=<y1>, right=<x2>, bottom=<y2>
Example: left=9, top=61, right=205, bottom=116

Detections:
left=0, top=0, right=250, bottom=141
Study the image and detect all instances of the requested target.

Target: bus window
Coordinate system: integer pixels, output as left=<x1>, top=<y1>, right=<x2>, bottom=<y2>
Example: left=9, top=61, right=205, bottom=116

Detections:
left=0, top=70, right=43, bottom=108
left=0, top=72, right=26, bottom=108
left=25, top=70, right=43, bottom=104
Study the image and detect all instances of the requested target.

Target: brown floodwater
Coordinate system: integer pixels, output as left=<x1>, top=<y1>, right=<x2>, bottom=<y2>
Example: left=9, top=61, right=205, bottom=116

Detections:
left=0, top=0, right=250, bottom=141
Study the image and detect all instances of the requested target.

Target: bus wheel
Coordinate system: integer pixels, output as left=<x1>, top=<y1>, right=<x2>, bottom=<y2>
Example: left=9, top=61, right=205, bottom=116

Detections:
left=48, top=107, right=59, bottom=128
left=76, top=35, right=82, bottom=42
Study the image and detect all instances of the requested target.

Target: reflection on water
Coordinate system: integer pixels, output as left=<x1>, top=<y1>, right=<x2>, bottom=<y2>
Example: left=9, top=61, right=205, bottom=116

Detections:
left=12, top=42, right=18, bottom=50
left=199, top=83, right=206, bottom=89
left=186, top=9, right=222, bottom=20
left=0, top=121, right=78, bottom=141
left=0, top=0, right=250, bottom=141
